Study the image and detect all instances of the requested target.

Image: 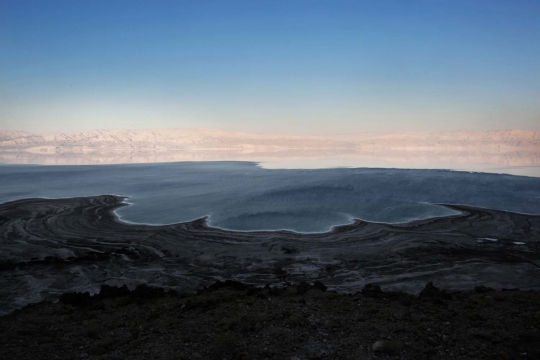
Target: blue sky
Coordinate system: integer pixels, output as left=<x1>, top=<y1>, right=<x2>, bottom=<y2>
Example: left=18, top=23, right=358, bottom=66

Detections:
left=1, top=0, right=539, bottom=134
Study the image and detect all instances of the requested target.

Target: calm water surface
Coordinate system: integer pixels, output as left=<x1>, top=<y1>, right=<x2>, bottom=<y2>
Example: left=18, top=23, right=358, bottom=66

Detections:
left=1, top=162, right=540, bottom=232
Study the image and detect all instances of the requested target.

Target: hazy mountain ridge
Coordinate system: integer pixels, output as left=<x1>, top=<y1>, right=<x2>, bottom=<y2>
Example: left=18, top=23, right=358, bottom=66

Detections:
left=0, top=128, right=338, bottom=151
left=1, top=128, right=539, bottom=152
left=1, top=128, right=539, bottom=172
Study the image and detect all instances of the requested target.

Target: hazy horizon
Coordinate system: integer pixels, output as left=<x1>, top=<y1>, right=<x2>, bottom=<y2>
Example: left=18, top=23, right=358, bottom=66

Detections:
left=4, top=123, right=540, bottom=137
left=3, top=125, right=540, bottom=136
left=1, top=126, right=539, bottom=176
left=2, top=1, right=539, bottom=134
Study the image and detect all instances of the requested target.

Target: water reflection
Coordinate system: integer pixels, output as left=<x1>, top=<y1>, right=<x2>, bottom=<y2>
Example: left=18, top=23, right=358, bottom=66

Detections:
left=1, top=148, right=539, bottom=177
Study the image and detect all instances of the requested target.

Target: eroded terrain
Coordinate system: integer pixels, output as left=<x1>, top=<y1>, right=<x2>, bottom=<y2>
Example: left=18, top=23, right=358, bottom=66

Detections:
left=1, top=195, right=539, bottom=314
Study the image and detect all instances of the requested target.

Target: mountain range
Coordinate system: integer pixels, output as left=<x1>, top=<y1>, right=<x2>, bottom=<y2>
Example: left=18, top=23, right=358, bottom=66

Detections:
left=0, top=128, right=539, bottom=170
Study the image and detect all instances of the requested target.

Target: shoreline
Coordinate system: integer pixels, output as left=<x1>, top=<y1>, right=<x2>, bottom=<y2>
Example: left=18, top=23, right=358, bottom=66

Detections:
left=0, top=193, right=537, bottom=238
left=2, top=160, right=540, bottom=178
left=0, top=194, right=519, bottom=234
left=1, top=195, right=540, bottom=316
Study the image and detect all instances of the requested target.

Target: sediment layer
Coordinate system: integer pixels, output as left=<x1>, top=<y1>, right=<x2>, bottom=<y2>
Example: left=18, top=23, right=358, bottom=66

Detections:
left=0, top=195, right=539, bottom=314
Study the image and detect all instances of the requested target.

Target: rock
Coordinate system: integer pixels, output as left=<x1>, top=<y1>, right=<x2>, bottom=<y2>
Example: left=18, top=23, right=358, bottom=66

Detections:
left=400, top=297, right=413, bottom=306
left=306, top=349, right=322, bottom=359
left=519, top=330, right=540, bottom=343
left=427, top=336, right=439, bottom=346
left=297, top=282, right=312, bottom=295
left=208, top=280, right=251, bottom=292
left=490, top=335, right=503, bottom=344
left=59, top=291, right=92, bottom=306
left=372, top=340, right=404, bottom=355
left=115, top=331, right=133, bottom=344
left=467, top=328, right=492, bottom=341
left=419, top=282, right=452, bottom=301
left=130, top=284, right=166, bottom=299
left=313, top=281, right=327, bottom=292
left=97, top=285, right=131, bottom=299
left=362, top=283, right=383, bottom=297
left=286, top=286, right=299, bottom=295
left=108, top=350, right=123, bottom=359
left=17, top=325, right=41, bottom=336
left=474, top=285, right=494, bottom=294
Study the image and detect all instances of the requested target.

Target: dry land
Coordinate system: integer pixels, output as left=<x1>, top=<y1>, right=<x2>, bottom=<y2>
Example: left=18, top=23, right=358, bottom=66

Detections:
left=1, top=281, right=540, bottom=360
left=1, top=196, right=539, bottom=359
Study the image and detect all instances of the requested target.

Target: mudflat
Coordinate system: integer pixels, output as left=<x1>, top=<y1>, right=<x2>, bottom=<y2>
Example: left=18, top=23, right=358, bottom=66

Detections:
left=1, top=195, right=539, bottom=315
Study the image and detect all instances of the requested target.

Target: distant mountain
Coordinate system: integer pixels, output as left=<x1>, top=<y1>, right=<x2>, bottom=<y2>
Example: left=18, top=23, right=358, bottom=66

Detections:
left=1, top=128, right=539, bottom=151
left=0, top=128, right=539, bottom=168
left=0, top=130, right=31, bottom=141
left=0, top=128, right=349, bottom=152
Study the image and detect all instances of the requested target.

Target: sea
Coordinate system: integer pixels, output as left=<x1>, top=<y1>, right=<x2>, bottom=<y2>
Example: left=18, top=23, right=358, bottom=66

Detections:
left=1, top=161, right=540, bottom=233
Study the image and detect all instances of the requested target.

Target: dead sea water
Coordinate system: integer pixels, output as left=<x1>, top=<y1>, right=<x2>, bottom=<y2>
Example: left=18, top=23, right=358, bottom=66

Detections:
left=1, top=161, right=540, bottom=233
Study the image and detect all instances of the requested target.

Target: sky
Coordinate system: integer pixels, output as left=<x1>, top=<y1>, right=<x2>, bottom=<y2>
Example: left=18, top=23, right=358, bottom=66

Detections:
left=1, top=0, right=539, bottom=135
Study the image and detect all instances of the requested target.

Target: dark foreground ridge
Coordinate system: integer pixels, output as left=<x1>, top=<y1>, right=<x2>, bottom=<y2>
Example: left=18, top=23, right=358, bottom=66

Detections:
left=1, top=195, right=540, bottom=315
left=1, top=281, right=539, bottom=360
